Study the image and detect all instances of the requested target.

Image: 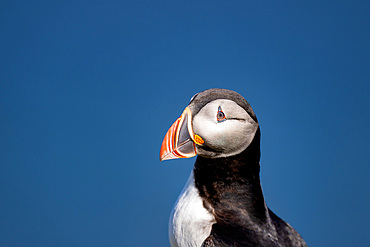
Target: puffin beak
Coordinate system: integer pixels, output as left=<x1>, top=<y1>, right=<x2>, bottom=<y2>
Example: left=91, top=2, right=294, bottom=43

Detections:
left=160, top=107, right=197, bottom=161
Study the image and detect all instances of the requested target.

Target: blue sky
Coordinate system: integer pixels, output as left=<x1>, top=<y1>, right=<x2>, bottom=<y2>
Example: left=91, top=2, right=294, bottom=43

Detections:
left=1, top=1, right=369, bottom=246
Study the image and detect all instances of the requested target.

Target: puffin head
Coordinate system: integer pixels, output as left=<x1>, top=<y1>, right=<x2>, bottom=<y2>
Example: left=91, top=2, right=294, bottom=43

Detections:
left=160, top=88, right=259, bottom=161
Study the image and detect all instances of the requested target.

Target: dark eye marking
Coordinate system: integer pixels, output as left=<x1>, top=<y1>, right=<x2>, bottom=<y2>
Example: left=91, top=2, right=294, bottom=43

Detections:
left=217, top=106, right=227, bottom=122
left=228, top=118, right=246, bottom=121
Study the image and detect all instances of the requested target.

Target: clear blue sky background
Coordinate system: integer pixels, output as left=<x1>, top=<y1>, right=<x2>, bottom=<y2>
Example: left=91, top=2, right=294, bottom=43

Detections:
left=1, top=1, right=369, bottom=246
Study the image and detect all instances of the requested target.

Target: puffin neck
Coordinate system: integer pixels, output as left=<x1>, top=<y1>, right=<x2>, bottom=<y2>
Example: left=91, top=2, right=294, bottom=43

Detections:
left=193, top=128, right=268, bottom=227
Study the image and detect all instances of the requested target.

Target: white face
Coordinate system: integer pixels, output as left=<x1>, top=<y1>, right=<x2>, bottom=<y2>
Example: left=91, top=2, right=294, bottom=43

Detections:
left=192, top=99, right=258, bottom=158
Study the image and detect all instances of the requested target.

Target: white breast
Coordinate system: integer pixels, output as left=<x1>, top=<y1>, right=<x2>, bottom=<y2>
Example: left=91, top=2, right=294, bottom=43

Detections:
left=169, top=172, right=216, bottom=247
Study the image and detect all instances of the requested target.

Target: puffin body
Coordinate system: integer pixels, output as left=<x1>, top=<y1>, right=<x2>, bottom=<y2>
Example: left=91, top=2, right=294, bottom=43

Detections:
left=160, top=89, right=307, bottom=247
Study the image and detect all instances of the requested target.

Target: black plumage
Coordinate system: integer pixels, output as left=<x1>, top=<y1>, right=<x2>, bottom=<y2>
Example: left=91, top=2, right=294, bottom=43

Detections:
left=190, top=89, right=307, bottom=246
left=194, top=128, right=306, bottom=246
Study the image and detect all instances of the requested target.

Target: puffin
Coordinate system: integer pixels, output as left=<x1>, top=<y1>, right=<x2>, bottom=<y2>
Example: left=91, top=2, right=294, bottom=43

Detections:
left=160, top=88, right=307, bottom=247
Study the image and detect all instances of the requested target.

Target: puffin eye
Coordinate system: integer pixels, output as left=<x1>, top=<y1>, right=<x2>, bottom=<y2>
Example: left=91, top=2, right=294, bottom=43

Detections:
left=217, top=106, right=226, bottom=122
